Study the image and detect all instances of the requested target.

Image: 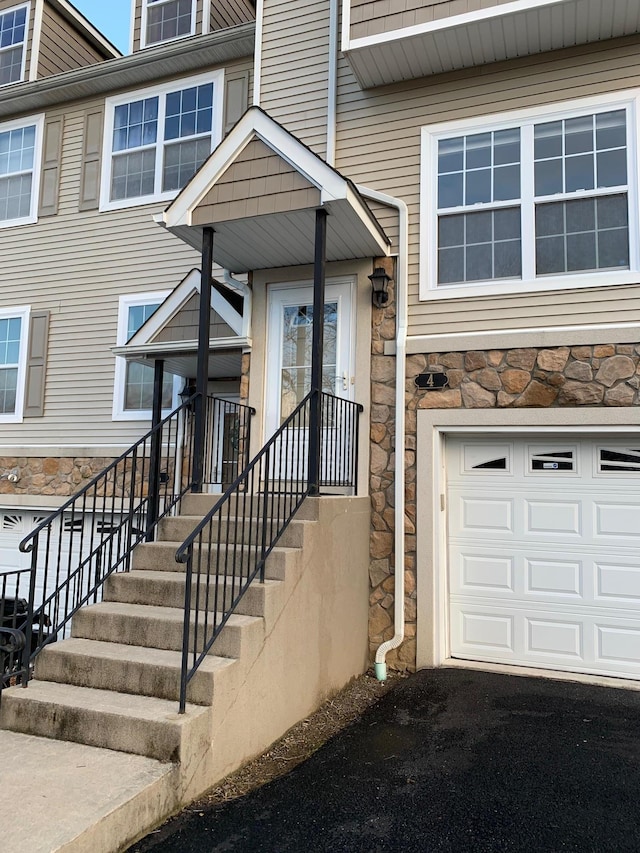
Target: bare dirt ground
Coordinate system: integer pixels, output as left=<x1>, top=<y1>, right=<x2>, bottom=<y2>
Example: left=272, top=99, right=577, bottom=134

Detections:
left=198, top=669, right=404, bottom=807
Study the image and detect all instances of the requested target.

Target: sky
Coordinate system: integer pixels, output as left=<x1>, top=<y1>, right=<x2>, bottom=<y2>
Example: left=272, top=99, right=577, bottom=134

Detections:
left=71, top=0, right=131, bottom=54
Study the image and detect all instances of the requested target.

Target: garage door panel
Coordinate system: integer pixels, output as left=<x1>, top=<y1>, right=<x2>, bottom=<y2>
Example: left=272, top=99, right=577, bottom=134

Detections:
left=446, top=436, right=640, bottom=680
left=526, top=618, right=583, bottom=659
left=525, top=499, right=582, bottom=536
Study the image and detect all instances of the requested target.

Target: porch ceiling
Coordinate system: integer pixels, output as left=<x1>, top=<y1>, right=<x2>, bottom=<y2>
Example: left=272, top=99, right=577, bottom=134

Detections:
left=165, top=200, right=387, bottom=273
left=113, top=343, right=243, bottom=380
left=159, top=107, right=391, bottom=273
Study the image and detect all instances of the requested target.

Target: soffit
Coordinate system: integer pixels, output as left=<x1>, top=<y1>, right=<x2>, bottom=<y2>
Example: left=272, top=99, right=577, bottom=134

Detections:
left=345, top=0, right=640, bottom=88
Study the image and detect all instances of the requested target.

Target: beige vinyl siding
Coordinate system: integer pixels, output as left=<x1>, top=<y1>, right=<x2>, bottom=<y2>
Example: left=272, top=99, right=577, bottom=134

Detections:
left=37, top=4, right=106, bottom=78
left=0, top=96, right=203, bottom=447
left=329, top=34, right=640, bottom=338
left=0, top=0, right=33, bottom=82
left=260, top=0, right=330, bottom=158
left=350, top=0, right=512, bottom=41
left=153, top=295, right=234, bottom=342
left=210, top=0, right=255, bottom=32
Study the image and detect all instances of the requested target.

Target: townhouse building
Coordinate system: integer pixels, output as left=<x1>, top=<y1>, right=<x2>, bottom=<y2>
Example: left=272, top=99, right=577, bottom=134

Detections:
left=2, top=7, right=640, bottom=838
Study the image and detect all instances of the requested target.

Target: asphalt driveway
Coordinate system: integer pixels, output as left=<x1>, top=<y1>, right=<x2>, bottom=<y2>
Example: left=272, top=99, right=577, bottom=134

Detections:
left=130, top=668, right=640, bottom=852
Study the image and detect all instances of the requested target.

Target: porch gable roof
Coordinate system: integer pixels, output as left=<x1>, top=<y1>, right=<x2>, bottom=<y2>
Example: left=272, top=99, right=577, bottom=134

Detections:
left=112, top=269, right=248, bottom=379
left=157, top=107, right=391, bottom=272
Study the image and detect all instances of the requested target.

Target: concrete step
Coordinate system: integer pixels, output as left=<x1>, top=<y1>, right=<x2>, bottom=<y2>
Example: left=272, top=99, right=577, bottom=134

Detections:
left=132, top=539, right=300, bottom=580
left=0, top=680, right=210, bottom=761
left=34, top=638, right=237, bottom=705
left=157, top=515, right=312, bottom=550
left=179, top=493, right=319, bottom=521
left=104, top=570, right=284, bottom=624
left=72, top=602, right=264, bottom=660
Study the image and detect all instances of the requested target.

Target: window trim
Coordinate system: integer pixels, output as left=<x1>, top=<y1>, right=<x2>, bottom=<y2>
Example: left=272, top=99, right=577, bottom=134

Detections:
left=0, top=113, right=44, bottom=228
left=100, top=70, right=224, bottom=212
left=420, top=90, right=640, bottom=301
left=0, top=305, right=30, bottom=424
left=112, top=292, right=180, bottom=422
left=0, top=2, right=30, bottom=88
left=140, top=0, right=197, bottom=50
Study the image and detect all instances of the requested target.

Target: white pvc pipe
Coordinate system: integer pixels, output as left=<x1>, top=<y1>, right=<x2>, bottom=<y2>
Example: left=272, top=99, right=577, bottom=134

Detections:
left=356, top=185, right=409, bottom=682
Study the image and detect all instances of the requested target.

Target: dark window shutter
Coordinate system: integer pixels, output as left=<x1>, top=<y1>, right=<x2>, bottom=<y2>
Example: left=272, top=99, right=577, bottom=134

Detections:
left=24, top=311, right=50, bottom=418
left=38, top=118, right=64, bottom=218
left=79, top=108, right=104, bottom=211
left=224, top=72, right=249, bottom=134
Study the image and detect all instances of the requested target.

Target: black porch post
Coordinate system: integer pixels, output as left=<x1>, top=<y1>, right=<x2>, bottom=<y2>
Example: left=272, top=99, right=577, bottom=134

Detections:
left=192, top=226, right=214, bottom=493
left=308, top=208, right=327, bottom=495
left=146, top=358, right=164, bottom=542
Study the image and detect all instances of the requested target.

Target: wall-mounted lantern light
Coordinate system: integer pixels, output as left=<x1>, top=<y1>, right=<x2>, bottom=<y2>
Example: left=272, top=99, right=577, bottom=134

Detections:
left=368, top=267, right=391, bottom=308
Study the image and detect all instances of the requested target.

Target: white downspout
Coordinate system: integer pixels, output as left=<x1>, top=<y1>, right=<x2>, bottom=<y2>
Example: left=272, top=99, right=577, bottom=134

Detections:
left=253, top=0, right=264, bottom=106
left=326, top=0, right=339, bottom=166
left=356, top=185, right=409, bottom=682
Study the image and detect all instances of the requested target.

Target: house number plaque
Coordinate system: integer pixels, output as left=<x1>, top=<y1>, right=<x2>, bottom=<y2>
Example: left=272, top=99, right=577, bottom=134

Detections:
left=415, top=372, right=449, bottom=390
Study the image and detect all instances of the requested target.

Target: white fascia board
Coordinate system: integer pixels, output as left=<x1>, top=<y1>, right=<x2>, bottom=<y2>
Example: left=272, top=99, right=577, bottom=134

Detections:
left=162, top=108, right=349, bottom=227
left=343, top=183, right=391, bottom=254
left=345, top=0, right=568, bottom=51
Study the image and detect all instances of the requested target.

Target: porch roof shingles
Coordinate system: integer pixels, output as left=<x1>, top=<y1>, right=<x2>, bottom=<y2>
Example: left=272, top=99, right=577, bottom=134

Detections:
left=160, top=107, right=390, bottom=273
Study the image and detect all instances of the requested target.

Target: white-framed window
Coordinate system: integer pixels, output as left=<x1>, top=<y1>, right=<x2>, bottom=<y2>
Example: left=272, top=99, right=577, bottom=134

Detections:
left=0, top=306, right=29, bottom=423
left=420, top=92, right=640, bottom=300
left=100, top=71, right=223, bottom=211
left=0, top=3, right=29, bottom=87
left=0, top=114, right=43, bottom=228
left=113, top=293, right=180, bottom=421
left=141, top=0, right=196, bottom=49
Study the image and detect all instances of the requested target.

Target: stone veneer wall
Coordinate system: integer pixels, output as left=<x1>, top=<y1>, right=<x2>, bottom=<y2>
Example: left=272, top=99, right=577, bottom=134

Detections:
left=369, top=333, right=640, bottom=671
left=0, top=457, right=117, bottom=498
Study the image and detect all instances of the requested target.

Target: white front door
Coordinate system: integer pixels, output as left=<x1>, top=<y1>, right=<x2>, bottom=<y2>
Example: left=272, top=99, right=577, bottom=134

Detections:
left=265, top=279, right=354, bottom=438
left=446, top=436, right=640, bottom=680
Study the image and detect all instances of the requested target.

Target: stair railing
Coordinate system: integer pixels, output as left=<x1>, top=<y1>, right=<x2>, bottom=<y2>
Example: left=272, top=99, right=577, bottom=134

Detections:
left=176, top=390, right=363, bottom=712
left=0, top=568, right=32, bottom=699
left=16, top=395, right=254, bottom=683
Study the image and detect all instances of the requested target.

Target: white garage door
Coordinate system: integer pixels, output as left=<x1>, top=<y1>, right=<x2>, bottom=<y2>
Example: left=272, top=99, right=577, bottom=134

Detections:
left=447, top=437, right=640, bottom=680
left=0, top=510, right=114, bottom=611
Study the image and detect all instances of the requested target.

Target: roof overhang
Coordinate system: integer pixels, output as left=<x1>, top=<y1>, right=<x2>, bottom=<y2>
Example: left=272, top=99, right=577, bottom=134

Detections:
left=158, top=107, right=391, bottom=273
left=342, top=0, right=640, bottom=89
left=0, top=23, right=254, bottom=119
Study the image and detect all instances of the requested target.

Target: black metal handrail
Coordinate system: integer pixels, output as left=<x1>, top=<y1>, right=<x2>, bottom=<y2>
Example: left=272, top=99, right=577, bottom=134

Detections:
left=0, top=568, right=32, bottom=698
left=16, top=394, right=254, bottom=679
left=175, top=391, right=363, bottom=712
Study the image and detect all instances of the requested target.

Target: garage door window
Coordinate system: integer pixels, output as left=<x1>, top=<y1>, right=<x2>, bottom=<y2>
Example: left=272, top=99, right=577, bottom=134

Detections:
left=599, top=447, right=640, bottom=472
left=529, top=449, right=576, bottom=472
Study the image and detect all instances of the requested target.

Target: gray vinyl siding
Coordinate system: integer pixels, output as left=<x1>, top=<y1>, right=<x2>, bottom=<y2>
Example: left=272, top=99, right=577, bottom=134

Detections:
left=350, top=0, right=512, bottom=41
left=37, top=4, right=106, bottom=78
left=330, top=34, right=640, bottom=338
left=260, top=0, right=330, bottom=158
left=153, top=295, right=235, bottom=342
left=0, top=68, right=258, bottom=447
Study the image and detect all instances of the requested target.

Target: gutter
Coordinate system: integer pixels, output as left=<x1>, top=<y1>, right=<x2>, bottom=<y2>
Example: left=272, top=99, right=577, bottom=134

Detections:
left=356, top=184, right=409, bottom=682
left=0, top=22, right=255, bottom=118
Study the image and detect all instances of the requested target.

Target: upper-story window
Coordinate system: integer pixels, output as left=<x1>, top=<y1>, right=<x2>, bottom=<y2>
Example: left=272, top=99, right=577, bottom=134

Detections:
left=101, top=71, right=223, bottom=211
left=142, top=0, right=196, bottom=48
left=421, top=93, right=637, bottom=300
left=0, top=4, right=28, bottom=86
left=0, top=115, right=43, bottom=228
